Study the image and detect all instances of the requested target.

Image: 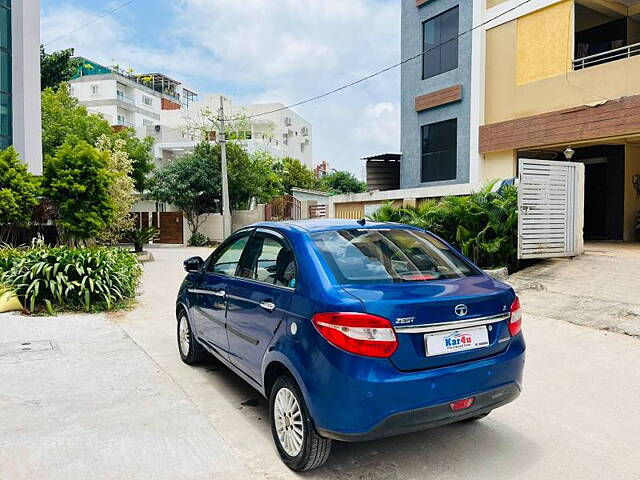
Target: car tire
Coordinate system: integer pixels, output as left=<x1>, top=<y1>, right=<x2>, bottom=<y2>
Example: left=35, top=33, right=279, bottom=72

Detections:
left=269, top=375, right=331, bottom=472
left=460, top=411, right=490, bottom=423
left=177, top=310, right=207, bottom=365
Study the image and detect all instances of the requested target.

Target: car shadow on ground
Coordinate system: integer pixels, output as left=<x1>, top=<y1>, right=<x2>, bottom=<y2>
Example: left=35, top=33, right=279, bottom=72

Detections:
left=193, top=355, right=540, bottom=480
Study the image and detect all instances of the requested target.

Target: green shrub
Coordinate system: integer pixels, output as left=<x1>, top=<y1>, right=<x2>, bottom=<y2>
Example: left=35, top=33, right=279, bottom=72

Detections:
left=0, top=246, right=142, bottom=313
left=370, top=183, right=518, bottom=270
left=188, top=231, right=210, bottom=247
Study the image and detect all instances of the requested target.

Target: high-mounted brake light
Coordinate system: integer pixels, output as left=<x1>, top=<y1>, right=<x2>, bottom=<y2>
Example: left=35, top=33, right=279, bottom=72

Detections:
left=509, top=297, right=523, bottom=337
left=312, top=312, right=398, bottom=358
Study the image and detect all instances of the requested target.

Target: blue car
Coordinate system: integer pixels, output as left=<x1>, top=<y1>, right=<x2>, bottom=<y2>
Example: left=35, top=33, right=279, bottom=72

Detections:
left=176, top=219, right=525, bottom=471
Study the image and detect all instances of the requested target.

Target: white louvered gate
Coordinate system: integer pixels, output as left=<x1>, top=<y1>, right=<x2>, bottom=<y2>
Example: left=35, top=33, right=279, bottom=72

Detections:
left=518, top=158, right=585, bottom=260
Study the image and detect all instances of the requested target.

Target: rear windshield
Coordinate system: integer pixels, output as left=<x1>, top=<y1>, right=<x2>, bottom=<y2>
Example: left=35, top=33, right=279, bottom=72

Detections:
left=311, top=229, right=480, bottom=285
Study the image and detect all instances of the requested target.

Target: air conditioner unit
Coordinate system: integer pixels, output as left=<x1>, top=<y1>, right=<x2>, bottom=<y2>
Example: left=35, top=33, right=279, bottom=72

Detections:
left=154, top=125, right=161, bottom=132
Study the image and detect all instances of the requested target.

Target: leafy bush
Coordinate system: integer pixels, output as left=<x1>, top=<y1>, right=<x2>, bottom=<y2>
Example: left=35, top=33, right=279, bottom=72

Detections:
left=370, top=183, right=518, bottom=269
left=0, top=148, right=41, bottom=243
left=42, top=141, right=115, bottom=243
left=0, top=246, right=142, bottom=313
left=188, top=231, right=210, bottom=247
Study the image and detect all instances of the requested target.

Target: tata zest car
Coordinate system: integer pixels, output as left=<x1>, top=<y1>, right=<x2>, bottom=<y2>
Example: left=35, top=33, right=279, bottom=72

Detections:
left=176, top=219, right=525, bottom=471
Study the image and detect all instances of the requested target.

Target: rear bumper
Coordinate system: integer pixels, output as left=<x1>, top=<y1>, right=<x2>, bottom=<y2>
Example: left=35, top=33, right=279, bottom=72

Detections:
left=298, top=332, right=525, bottom=440
left=317, top=382, right=520, bottom=442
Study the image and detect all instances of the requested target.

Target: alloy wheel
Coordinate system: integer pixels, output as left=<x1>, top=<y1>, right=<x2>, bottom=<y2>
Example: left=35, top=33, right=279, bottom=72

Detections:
left=273, top=387, right=304, bottom=456
left=178, top=316, right=190, bottom=357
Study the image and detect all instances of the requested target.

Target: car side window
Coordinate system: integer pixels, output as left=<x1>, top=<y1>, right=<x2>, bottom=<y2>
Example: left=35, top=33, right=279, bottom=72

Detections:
left=207, top=234, right=250, bottom=276
left=238, top=233, right=297, bottom=288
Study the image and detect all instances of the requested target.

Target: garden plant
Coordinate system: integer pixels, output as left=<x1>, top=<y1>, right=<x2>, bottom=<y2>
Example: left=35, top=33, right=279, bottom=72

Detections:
left=370, top=183, right=518, bottom=270
left=0, top=246, right=142, bottom=313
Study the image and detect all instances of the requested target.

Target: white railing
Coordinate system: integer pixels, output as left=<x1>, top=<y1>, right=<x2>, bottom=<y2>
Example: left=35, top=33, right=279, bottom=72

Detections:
left=573, top=42, right=640, bottom=70
left=116, top=119, right=135, bottom=128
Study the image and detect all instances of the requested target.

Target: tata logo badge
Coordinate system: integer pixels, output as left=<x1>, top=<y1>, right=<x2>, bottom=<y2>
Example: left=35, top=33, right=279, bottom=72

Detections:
left=454, top=304, right=468, bottom=317
left=396, top=317, right=415, bottom=325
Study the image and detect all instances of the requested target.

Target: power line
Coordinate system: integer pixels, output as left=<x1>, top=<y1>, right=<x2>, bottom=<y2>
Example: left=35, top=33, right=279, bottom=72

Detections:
left=239, top=0, right=534, bottom=120
left=43, top=0, right=137, bottom=47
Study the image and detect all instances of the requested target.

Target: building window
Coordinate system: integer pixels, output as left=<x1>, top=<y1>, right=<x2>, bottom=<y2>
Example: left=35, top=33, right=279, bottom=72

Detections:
left=422, top=7, right=459, bottom=80
left=0, top=0, right=11, bottom=149
left=90, top=84, right=100, bottom=96
left=142, top=95, right=153, bottom=106
left=421, top=119, right=457, bottom=182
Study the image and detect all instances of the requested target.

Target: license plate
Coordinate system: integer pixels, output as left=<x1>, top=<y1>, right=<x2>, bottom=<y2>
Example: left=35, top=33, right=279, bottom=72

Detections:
left=425, top=325, right=490, bottom=357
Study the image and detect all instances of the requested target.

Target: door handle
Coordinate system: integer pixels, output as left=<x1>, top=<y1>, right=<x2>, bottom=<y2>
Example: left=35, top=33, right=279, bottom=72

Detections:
left=260, top=301, right=276, bottom=312
left=212, top=289, right=226, bottom=298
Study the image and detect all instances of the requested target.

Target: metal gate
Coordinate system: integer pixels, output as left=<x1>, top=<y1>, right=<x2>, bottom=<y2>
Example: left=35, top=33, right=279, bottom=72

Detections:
left=518, top=158, right=585, bottom=259
left=265, top=195, right=301, bottom=221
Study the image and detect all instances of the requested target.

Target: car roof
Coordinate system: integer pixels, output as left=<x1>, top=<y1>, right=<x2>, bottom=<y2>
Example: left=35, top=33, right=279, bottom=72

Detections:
left=251, top=219, right=420, bottom=234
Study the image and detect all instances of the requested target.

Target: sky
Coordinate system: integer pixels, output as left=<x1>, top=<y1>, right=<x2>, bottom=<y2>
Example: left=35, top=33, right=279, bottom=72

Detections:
left=40, top=0, right=401, bottom=178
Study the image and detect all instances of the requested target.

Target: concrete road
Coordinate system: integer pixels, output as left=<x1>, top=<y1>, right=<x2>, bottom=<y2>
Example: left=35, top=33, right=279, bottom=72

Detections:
left=2, top=246, right=639, bottom=479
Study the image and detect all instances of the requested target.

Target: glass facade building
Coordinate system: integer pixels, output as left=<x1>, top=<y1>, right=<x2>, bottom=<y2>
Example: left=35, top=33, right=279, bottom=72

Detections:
left=0, top=0, right=11, bottom=149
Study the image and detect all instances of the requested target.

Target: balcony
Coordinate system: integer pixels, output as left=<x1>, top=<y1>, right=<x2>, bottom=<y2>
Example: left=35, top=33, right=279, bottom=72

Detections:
left=115, top=118, right=135, bottom=128
left=116, top=92, right=136, bottom=109
left=573, top=2, right=640, bottom=71
left=573, top=41, right=640, bottom=70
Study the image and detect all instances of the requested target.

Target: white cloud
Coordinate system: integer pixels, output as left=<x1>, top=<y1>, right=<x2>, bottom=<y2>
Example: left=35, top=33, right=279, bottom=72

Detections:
left=41, top=0, right=401, bottom=176
left=353, top=102, right=401, bottom=154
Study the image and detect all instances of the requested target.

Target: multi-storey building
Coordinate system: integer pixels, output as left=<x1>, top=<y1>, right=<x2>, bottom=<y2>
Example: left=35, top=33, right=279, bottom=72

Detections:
left=156, top=95, right=313, bottom=168
left=70, top=57, right=199, bottom=136
left=314, top=160, right=329, bottom=178
left=480, top=0, right=640, bottom=242
left=401, top=0, right=475, bottom=189
left=330, top=0, right=640, bottom=247
left=1, top=0, right=42, bottom=174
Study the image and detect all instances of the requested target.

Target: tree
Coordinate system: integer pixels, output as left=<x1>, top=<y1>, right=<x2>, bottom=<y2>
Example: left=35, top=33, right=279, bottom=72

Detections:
left=112, top=130, right=155, bottom=192
left=279, top=157, right=324, bottom=194
left=41, top=86, right=155, bottom=192
left=43, top=142, right=115, bottom=243
left=0, top=148, right=40, bottom=236
left=148, top=142, right=222, bottom=235
left=41, top=85, right=113, bottom=158
left=321, top=170, right=367, bottom=194
left=40, top=46, right=82, bottom=91
left=95, top=135, right=136, bottom=244
left=228, top=147, right=284, bottom=208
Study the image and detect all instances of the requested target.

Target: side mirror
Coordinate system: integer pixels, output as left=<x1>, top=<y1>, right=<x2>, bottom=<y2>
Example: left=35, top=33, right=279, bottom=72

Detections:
left=183, top=256, right=204, bottom=273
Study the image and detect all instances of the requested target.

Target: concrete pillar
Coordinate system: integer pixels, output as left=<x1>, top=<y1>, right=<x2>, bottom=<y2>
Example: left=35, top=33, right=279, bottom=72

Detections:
left=11, top=0, right=42, bottom=175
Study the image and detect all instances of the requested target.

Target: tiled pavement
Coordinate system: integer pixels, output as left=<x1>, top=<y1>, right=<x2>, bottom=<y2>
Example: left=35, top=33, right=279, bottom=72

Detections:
left=509, top=242, right=640, bottom=337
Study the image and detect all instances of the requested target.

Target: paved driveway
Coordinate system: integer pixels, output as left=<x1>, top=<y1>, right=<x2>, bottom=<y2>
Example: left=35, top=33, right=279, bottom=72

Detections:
left=2, top=246, right=640, bottom=479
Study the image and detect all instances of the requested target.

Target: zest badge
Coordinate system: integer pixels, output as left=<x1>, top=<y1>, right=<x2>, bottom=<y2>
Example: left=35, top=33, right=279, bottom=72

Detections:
left=395, top=317, right=415, bottom=325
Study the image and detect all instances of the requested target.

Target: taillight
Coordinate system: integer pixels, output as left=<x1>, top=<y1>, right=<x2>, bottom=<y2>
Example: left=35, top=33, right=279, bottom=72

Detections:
left=312, top=312, right=398, bottom=358
left=509, top=297, right=522, bottom=336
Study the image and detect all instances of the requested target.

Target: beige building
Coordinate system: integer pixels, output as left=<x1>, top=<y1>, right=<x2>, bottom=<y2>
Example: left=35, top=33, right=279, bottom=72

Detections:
left=331, top=0, right=640, bottom=245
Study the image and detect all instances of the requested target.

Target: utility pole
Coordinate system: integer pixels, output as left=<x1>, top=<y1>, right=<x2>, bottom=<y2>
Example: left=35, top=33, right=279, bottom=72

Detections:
left=219, top=96, right=232, bottom=239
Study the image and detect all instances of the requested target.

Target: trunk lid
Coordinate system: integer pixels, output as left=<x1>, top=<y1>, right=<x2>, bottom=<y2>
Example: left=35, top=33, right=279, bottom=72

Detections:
left=343, top=275, right=515, bottom=371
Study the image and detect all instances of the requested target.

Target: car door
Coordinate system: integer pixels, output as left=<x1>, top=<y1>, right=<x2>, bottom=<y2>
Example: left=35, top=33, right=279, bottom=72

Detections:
left=225, top=228, right=297, bottom=382
left=190, top=230, right=252, bottom=358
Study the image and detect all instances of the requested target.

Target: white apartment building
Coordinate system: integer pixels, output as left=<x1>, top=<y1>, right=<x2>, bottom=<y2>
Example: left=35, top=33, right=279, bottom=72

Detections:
left=1, top=0, right=42, bottom=174
left=156, top=95, right=313, bottom=168
left=69, top=57, right=198, bottom=137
